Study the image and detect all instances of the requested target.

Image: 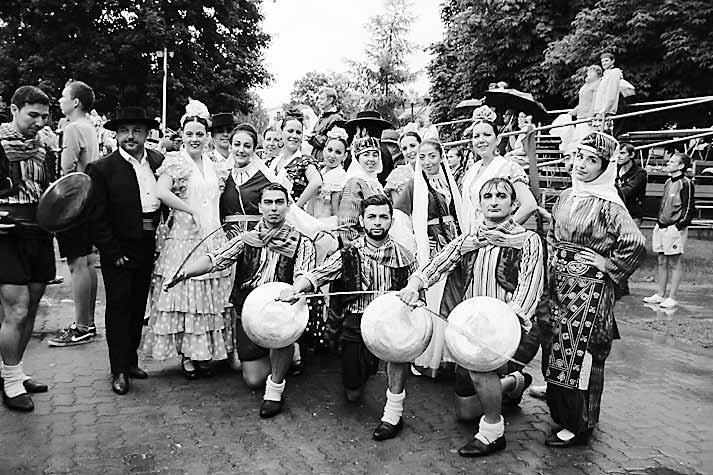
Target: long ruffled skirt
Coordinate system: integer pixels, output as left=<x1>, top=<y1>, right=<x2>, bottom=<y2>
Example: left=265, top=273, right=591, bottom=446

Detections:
left=143, top=231, right=234, bottom=361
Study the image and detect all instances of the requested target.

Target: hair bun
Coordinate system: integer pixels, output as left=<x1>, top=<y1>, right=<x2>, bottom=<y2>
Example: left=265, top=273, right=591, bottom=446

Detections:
left=471, top=105, right=497, bottom=124
left=327, top=127, right=348, bottom=142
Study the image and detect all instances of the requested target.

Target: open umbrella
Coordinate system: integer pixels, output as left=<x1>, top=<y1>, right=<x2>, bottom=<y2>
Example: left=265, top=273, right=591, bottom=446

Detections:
left=484, top=88, right=548, bottom=124
left=454, top=98, right=483, bottom=115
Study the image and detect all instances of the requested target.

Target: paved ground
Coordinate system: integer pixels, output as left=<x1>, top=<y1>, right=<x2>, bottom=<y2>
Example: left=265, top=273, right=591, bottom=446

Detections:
left=1, top=263, right=712, bottom=475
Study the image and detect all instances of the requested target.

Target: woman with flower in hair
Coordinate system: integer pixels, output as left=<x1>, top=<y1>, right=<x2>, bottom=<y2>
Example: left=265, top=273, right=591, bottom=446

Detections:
left=143, top=114, right=233, bottom=379
left=313, top=127, right=349, bottom=227
left=460, top=106, right=537, bottom=231
left=543, top=132, right=645, bottom=448
left=268, top=111, right=323, bottom=210
left=391, top=138, right=465, bottom=378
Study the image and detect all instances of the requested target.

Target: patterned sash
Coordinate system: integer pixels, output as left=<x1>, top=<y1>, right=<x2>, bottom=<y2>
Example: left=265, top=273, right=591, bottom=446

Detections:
left=545, top=242, right=608, bottom=390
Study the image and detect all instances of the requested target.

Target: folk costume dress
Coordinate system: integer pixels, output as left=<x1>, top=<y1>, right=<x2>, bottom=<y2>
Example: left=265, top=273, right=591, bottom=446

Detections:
left=460, top=154, right=528, bottom=232
left=313, top=166, right=347, bottom=228
left=544, top=134, right=645, bottom=438
left=143, top=150, right=234, bottom=362
left=391, top=159, right=465, bottom=374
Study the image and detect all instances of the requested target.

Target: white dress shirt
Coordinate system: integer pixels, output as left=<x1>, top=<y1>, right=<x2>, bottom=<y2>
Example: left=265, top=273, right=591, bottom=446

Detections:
left=119, top=146, right=161, bottom=213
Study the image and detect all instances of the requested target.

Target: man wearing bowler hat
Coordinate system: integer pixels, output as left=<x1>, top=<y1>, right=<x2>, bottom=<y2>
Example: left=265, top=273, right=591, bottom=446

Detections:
left=208, top=112, right=238, bottom=173
left=87, top=106, right=163, bottom=395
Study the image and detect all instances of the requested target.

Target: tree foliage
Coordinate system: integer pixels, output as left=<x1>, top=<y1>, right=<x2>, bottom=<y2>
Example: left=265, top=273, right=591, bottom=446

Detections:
left=348, top=0, right=416, bottom=122
left=430, top=0, right=713, bottom=134
left=0, top=0, right=270, bottom=128
left=289, top=71, right=360, bottom=118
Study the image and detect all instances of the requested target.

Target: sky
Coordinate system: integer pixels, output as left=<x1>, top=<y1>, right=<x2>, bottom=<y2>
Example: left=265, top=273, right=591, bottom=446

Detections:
left=256, top=0, right=444, bottom=109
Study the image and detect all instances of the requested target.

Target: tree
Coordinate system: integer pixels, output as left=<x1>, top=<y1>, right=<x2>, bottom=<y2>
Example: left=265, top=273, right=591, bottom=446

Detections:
left=235, top=90, right=270, bottom=136
left=428, top=0, right=584, bottom=138
left=543, top=0, right=713, bottom=127
left=289, top=71, right=360, bottom=118
left=348, top=0, right=417, bottom=122
left=0, top=0, right=271, bottom=128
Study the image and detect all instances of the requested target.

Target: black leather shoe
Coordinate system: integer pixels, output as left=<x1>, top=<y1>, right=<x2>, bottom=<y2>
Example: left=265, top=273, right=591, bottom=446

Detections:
left=111, top=373, right=130, bottom=395
left=2, top=392, right=34, bottom=411
left=181, top=359, right=198, bottom=380
left=545, top=432, right=589, bottom=448
left=23, top=379, right=49, bottom=393
left=1, top=377, right=48, bottom=393
left=458, top=435, right=506, bottom=457
left=372, top=418, right=403, bottom=441
left=128, top=367, right=148, bottom=379
left=259, top=399, right=284, bottom=418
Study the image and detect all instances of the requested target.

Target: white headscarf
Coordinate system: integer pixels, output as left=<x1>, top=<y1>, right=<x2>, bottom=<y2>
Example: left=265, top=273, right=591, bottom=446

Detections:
left=571, top=131, right=625, bottom=208
left=346, top=137, right=383, bottom=193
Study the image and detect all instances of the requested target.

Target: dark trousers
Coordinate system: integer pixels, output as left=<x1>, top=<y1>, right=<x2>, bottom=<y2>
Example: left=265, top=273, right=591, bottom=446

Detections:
left=100, top=233, right=155, bottom=373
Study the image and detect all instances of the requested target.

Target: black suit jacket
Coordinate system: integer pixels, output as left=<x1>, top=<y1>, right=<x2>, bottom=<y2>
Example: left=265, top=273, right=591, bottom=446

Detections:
left=87, top=148, right=164, bottom=264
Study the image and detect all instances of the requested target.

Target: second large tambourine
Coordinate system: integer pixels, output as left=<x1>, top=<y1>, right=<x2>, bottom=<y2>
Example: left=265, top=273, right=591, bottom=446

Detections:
left=241, top=282, right=309, bottom=348
left=445, top=296, right=521, bottom=372
left=361, top=293, right=433, bottom=363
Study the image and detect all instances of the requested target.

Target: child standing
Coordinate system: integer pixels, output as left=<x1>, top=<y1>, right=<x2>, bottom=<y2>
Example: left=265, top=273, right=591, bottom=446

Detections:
left=643, top=152, right=695, bottom=308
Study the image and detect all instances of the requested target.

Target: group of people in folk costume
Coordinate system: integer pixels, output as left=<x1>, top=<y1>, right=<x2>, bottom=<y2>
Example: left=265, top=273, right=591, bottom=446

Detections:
left=1, top=82, right=646, bottom=458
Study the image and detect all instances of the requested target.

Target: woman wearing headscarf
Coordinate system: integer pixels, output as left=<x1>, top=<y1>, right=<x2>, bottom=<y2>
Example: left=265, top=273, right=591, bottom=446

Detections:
left=543, top=132, right=645, bottom=447
left=460, top=106, right=537, bottom=232
left=390, top=138, right=465, bottom=378
left=337, top=136, right=386, bottom=244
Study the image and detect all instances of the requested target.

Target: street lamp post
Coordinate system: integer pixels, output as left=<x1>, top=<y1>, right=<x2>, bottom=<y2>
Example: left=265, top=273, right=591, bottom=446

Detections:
left=156, top=48, right=174, bottom=134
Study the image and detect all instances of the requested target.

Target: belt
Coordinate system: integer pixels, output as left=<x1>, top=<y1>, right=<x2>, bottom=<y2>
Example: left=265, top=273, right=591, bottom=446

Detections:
left=224, top=214, right=261, bottom=223
left=426, top=215, right=454, bottom=226
left=142, top=211, right=160, bottom=231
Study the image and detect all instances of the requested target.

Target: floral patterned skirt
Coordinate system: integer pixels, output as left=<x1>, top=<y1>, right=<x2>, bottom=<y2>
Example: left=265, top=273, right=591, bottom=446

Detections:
left=143, top=231, right=234, bottom=361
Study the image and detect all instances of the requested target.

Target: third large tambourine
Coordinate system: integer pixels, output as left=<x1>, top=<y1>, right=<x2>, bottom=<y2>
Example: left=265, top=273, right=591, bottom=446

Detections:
left=241, top=282, right=309, bottom=348
left=445, top=296, right=521, bottom=372
left=361, top=293, right=433, bottom=363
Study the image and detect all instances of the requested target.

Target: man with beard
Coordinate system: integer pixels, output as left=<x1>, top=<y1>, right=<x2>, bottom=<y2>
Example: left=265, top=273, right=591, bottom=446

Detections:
left=87, top=107, right=164, bottom=395
left=0, top=86, right=55, bottom=411
left=280, top=194, right=417, bottom=441
left=170, top=183, right=316, bottom=418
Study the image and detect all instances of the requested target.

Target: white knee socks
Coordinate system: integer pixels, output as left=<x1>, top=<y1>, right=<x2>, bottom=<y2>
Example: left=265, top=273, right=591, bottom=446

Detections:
left=474, top=415, right=504, bottom=444
left=263, top=374, right=285, bottom=402
left=381, top=389, right=406, bottom=425
left=1, top=362, right=27, bottom=398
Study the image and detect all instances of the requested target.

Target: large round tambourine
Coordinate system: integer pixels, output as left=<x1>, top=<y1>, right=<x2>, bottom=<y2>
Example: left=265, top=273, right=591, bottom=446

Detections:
left=361, top=293, right=433, bottom=363
left=37, top=172, right=93, bottom=233
left=241, top=282, right=309, bottom=349
left=445, top=296, right=521, bottom=372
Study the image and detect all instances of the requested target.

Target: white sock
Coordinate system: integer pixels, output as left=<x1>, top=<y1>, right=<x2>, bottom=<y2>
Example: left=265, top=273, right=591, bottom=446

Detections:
left=557, top=428, right=576, bottom=441
left=1, top=362, right=27, bottom=398
left=292, top=343, right=301, bottom=365
left=17, top=360, right=31, bottom=382
left=381, top=389, right=406, bottom=425
left=263, top=374, right=285, bottom=402
left=474, top=415, right=504, bottom=445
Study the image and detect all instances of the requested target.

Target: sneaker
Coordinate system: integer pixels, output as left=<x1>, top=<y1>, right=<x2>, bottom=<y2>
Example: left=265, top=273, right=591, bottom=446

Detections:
left=659, top=297, right=678, bottom=308
left=642, top=293, right=664, bottom=304
left=47, top=323, right=95, bottom=347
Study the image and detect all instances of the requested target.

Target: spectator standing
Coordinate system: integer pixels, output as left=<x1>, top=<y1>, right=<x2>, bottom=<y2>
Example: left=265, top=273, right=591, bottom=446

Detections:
left=48, top=81, right=100, bottom=348
left=592, top=52, right=622, bottom=134
left=308, top=87, right=344, bottom=162
left=643, top=153, right=695, bottom=309
left=616, top=143, right=647, bottom=225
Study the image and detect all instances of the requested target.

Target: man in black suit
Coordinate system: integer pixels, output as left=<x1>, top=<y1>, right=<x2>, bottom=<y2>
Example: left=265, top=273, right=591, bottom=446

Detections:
left=87, top=107, right=163, bottom=395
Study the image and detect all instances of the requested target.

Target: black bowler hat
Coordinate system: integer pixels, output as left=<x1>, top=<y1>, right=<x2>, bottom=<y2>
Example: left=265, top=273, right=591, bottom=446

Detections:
left=345, top=110, right=394, bottom=140
left=103, top=107, right=160, bottom=131
left=208, top=112, right=238, bottom=132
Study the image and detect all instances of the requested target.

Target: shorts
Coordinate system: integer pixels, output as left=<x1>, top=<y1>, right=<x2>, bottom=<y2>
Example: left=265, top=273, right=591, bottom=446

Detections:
left=56, top=221, right=93, bottom=259
left=235, top=318, right=270, bottom=362
left=652, top=224, right=687, bottom=256
left=0, top=233, right=56, bottom=285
